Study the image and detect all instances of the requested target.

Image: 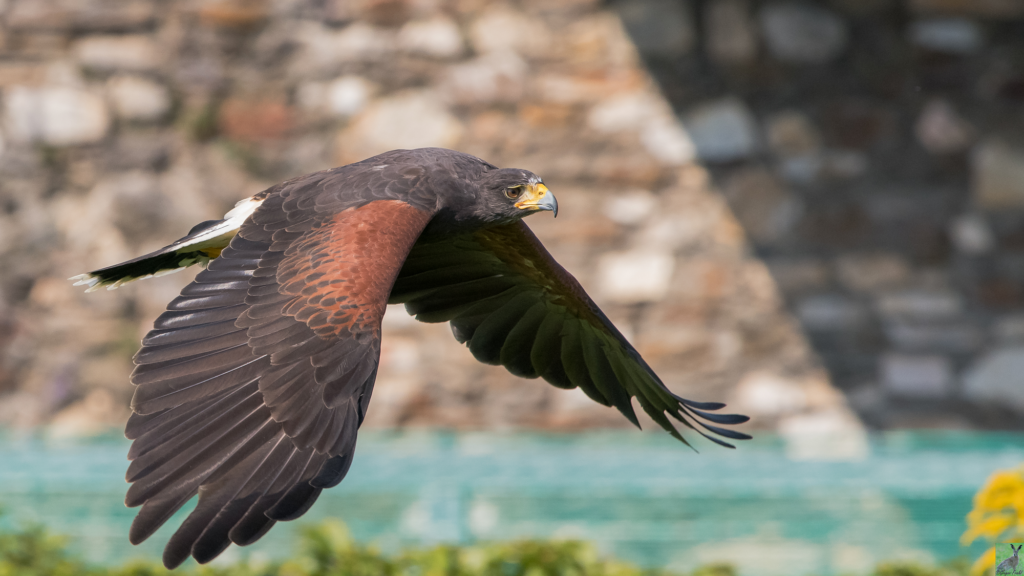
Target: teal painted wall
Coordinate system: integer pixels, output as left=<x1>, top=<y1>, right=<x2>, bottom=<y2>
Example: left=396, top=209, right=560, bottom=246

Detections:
left=1, top=431, right=1021, bottom=574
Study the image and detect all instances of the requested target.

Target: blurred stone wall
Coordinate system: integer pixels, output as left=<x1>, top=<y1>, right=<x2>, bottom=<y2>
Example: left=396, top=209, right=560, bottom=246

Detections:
left=0, top=0, right=902, bottom=447
left=613, top=0, right=1024, bottom=429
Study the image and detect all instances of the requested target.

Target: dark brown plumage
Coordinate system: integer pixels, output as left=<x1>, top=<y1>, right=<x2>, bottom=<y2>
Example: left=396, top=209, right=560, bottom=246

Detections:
left=73, top=148, right=749, bottom=568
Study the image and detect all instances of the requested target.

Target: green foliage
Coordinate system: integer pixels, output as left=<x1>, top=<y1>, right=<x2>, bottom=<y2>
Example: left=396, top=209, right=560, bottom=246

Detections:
left=0, top=518, right=974, bottom=576
left=871, top=559, right=971, bottom=576
left=0, top=523, right=97, bottom=576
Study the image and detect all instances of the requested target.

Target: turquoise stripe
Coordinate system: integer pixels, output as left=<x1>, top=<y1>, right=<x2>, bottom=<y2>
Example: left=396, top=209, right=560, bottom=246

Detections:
left=0, top=430, right=1020, bottom=572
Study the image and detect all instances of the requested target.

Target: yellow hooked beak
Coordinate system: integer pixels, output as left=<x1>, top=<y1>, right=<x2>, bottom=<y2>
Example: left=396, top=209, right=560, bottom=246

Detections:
left=514, top=183, right=558, bottom=217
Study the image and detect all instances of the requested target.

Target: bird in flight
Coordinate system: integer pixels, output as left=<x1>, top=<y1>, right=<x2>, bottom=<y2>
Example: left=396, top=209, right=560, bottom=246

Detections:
left=71, top=148, right=749, bottom=568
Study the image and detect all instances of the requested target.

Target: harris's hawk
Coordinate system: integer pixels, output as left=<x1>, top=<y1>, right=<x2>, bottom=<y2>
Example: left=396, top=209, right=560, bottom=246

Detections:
left=71, top=148, right=749, bottom=568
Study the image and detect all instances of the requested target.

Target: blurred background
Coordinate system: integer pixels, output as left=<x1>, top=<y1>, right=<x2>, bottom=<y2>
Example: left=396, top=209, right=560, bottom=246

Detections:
left=0, top=0, right=1022, bottom=573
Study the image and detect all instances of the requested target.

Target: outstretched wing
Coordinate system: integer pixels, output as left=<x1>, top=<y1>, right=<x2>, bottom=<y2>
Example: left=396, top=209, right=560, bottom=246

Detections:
left=124, top=163, right=436, bottom=568
left=390, top=221, right=750, bottom=447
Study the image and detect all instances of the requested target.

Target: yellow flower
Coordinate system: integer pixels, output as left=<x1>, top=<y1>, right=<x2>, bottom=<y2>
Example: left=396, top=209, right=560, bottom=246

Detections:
left=963, top=466, right=1024, bottom=575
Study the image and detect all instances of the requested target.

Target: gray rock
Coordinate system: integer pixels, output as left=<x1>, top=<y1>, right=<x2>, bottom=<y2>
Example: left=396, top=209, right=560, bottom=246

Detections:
left=908, top=0, right=1024, bottom=18
left=704, top=0, right=758, bottom=65
left=468, top=6, right=535, bottom=55
left=797, top=294, right=867, bottom=331
left=640, top=117, right=697, bottom=166
left=615, top=0, right=696, bottom=58
left=765, top=110, right=821, bottom=158
left=7, top=0, right=156, bottom=32
left=4, top=86, right=110, bottom=146
left=884, top=321, right=984, bottom=353
left=760, top=3, right=848, bottom=64
left=296, top=21, right=394, bottom=72
left=948, top=213, right=994, bottom=254
left=587, top=92, right=667, bottom=134
left=820, top=150, right=869, bottom=180
left=722, top=167, right=802, bottom=243
left=765, top=258, right=830, bottom=293
left=731, top=371, right=809, bottom=418
left=835, top=253, right=910, bottom=292
left=442, top=51, right=527, bottom=105
left=972, top=139, right=1024, bottom=209
left=881, top=353, right=953, bottom=398
left=995, top=315, right=1024, bottom=343
left=603, top=190, right=658, bottom=226
left=915, top=99, right=974, bottom=154
left=336, top=90, right=463, bottom=164
left=398, top=16, right=464, bottom=59
left=963, top=347, right=1024, bottom=413
left=107, top=75, right=171, bottom=122
left=73, top=35, right=161, bottom=72
left=597, top=250, right=675, bottom=304
left=297, top=76, right=376, bottom=118
left=876, top=290, right=962, bottom=320
left=682, top=97, right=760, bottom=162
left=909, top=18, right=984, bottom=53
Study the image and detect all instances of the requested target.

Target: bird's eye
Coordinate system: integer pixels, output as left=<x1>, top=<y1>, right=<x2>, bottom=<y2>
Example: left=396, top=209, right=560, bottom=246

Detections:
left=504, top=186, right=523, bottom=200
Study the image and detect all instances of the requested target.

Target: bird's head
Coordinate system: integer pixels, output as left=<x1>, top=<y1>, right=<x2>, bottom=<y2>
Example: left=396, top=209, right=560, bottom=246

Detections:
left=475, top=168, right=558, bottom=223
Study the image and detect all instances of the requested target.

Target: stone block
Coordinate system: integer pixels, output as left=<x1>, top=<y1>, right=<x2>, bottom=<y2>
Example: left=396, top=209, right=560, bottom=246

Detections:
left=337, top=90, right=463, bottom=165
left=972, top=139, right=1024, bottom=209
left=614, top=0, right=696, bottom=58
left=909, top=0, right=1024, bottom=18
left=722, top=167, right=801, bottom=243
left=668, top=259, right=734, bottom=302
left=876, top=290, right=962, bottom=320
left=640, top=117, right=697, bottom=166
left=107, top=75, right=171, bottom=122
left=602, top=189, right=658, bottom=226
left=880, top=353, right=953, bottom=398
left=994, top=314, right=1024, bottom=343
left=198, top=0, right=269, bottom=28
left=732, top=371, right=808, bottom=418
left=442, top=51, right=528, bottom=105
left=764, top=258, right=830, bottom=293
left=597, top=250, right=675, bottom=304
left=963, top=347, right=1024, bottom=414
left=469, top=6, right=537, bottom=55
left=765, top=110, right=821, bottom=158
left=796, top=294, right=867, bottom=331
left=297, top=76, right=377, bottom=118
left=587, top=91, right=667, bottom=133
left=705, top=0, right=758, bottom=65
left=72, top=35, right=161, bottom=72
left=4, top=86, right=110, bottom=146
left=948, top=213, right=994, bottom=254
left=914, top=99, right=975, bottom=154
left=7, top=0, right=156, bottom=32
left=759, top=3, right=848, bottom=64
left=538, top=72, right=644, bottom=105
left=909, top=18, right=984, bottom=53
left=883, top=321, right=984, bottom=353
left=295, top=21, right=394, bottom=72
left=682, top=97, right=760, bottom=162
left=835, top=253, right=910, bottom=292
left=398, top=16, right=465, bottom=59
left=218, top=99, right=294, bottom=142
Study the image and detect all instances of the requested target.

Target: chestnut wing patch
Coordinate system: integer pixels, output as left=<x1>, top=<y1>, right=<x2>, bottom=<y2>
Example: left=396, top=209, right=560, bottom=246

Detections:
left=238, top=200, right=433, bottom=450
left=390, top=220, right=751, bottom=448
left=278, top=200, right=432, bottom=338
left=125, top=199, right=433, bottom=568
